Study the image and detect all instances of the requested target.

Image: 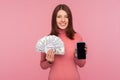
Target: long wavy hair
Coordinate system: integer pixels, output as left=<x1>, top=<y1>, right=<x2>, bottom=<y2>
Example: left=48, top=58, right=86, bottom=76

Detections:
left=49, top=4, right=76, bottom=40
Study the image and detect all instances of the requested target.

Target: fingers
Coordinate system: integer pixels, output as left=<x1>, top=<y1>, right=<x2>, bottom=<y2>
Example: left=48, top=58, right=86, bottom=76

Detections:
left=46, top=49, right=55, bottom=62
left=85, top=45, right=87, bottom=54
left=74, top=49, right=77, bottom=57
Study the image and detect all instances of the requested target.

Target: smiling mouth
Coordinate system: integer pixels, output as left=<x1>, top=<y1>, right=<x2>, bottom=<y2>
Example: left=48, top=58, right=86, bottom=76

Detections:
left=61, top=24, right=66, bottom=26
left=59, top=23, right=67, bottom=26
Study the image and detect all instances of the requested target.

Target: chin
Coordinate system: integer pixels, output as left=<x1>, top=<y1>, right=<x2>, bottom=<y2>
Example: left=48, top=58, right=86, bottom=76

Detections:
left=59, top=26, right=67, bottom=30
left=60, top=28, right=66, bottom=30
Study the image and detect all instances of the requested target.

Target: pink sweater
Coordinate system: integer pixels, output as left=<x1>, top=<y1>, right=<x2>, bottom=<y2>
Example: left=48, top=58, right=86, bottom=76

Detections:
left=40, top=30, right=86, bottom=80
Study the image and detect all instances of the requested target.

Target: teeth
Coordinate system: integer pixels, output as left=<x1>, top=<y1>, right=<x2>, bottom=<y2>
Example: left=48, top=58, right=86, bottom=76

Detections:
left=61, top=24, right=65, bottom=25
left=61, top=25, right=66, bottom=26
left=60, top=23, right=66, bottom=26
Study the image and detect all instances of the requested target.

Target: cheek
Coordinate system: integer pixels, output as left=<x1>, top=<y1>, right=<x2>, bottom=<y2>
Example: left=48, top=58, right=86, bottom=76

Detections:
left=66, top=20, right=69, bottom=25
left=56, top=19, right=59, bottom=25
left=66, top=19, right=69, bottom=23
left=56, top=19, right=60, bottom=23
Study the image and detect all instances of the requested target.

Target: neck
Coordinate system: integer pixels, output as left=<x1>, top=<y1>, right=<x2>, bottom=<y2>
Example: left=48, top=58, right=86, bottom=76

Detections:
left=58, top=29, right=66, bottom=36
left=58, top=29, right=66, bottom=33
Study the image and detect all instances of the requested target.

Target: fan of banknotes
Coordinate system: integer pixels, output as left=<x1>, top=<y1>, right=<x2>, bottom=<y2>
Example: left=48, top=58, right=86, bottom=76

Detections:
left=36, top=35, right=64, bottom=55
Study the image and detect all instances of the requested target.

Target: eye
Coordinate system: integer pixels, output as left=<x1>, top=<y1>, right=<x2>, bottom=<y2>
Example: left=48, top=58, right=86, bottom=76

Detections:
left=64, top=15, right=68, bottom=18
left=57, top=15, right=61, bottom=18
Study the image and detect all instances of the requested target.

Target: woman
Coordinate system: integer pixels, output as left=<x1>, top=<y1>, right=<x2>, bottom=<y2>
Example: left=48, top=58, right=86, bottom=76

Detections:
left=40, top=4, right=86, bottom=80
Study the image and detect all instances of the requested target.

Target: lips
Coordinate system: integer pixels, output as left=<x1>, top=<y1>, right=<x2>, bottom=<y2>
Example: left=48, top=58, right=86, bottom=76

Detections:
left=59, top=22, right=67, bottom=26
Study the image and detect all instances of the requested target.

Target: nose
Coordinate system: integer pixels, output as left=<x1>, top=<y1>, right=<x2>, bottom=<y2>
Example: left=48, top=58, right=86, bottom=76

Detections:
left=61, top=17, right=65, bottom=22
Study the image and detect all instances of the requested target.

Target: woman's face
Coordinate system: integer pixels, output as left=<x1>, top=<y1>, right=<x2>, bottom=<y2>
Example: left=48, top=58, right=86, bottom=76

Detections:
left=56, top=9, right=69, bottom=30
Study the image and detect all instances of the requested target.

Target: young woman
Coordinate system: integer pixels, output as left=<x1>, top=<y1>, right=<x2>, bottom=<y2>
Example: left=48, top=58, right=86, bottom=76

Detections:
left=40, top=4, right=86, bottom=80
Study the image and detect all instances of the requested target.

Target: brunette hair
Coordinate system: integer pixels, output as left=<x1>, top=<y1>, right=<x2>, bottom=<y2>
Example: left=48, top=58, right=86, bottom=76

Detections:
left=49, top=4, right=76, bottom=40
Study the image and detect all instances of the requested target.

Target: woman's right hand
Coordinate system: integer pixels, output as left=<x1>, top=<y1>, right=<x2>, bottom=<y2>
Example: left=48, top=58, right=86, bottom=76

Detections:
left=46, top=49, right=55, bottom=63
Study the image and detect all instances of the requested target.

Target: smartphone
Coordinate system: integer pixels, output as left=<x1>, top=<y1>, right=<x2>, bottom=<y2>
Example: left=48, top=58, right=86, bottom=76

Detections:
left=76, top=42, right=86, bottom=59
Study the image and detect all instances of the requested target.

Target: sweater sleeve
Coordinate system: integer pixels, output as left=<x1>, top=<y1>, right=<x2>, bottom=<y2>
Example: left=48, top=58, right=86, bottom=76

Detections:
left=40, top=53, right=53, bottom=69
left=74, top=33, right=86, bottom=67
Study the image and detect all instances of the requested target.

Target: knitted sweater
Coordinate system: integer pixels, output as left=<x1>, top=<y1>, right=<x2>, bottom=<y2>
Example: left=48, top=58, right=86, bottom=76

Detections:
left=40, top=30, right=86, bottom=80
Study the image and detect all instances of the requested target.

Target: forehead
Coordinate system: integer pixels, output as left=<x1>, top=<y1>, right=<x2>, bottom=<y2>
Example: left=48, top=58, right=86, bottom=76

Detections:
left=57, top=10, right=67, bottom=15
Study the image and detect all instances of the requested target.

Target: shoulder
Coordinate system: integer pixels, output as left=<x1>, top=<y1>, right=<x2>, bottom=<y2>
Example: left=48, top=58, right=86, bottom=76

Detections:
left=74, top=32, right=83, bottom=42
